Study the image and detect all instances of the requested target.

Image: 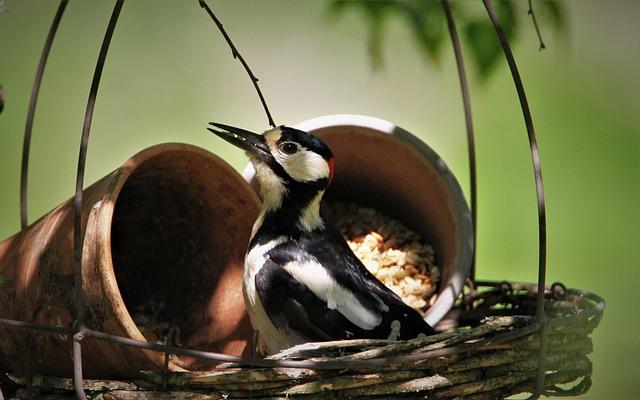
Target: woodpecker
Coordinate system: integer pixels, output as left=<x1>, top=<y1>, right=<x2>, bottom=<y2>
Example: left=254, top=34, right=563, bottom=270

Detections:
left=207, top=122, right=436, bottom=355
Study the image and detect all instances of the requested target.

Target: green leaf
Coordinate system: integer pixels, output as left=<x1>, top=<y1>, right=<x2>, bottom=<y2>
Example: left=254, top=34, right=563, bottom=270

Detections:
left=396, top=1, right=447, bottom=62
left=328, top=0, right=565, bottom=80
left=465, top=20, right=503, bottom=77
left=329, top=1, right=397, bottom=70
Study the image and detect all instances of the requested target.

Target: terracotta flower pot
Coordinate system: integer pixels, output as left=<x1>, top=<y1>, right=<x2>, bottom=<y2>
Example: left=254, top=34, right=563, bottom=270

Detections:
left=243, top=115, right=474, bottom=327
left=0, top=143, right=260, bottom=378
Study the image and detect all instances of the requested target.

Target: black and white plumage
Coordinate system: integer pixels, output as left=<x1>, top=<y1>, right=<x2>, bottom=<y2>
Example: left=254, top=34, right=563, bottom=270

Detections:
left=208, top=122, right=436, bottom=354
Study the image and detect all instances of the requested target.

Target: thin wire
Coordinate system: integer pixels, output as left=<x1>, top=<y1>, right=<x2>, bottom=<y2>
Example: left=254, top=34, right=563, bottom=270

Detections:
left=73, top=1, right=125, bottom=399
left=20, top=0, right=68, bottom=229
left=81, top=321, right=540, bottom=370
left=481, top=0, right=548, bottom=330
left=73, top=328, right=87, bottom=400
left=198, top=0, right=276, bottom=128
left=441, top=0, right=477, bottom=282
left=482, top=1, right=548, bottom=398
left=0, top=317, right=73, bottom=336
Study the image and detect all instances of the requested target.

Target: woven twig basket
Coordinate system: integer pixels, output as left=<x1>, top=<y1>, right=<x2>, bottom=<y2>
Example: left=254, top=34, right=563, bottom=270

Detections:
left=9, top=282, right=603, bottom=399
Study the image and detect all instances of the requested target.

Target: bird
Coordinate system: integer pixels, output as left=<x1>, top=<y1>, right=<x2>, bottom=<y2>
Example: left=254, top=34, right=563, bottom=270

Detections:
left=207, top=122, right=436, bottom=355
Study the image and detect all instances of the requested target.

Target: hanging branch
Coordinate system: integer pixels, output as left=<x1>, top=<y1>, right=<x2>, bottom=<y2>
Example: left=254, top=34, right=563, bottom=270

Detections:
left=528, top=0, right=546, bottom=50
left=199, top=0, right=276, bottom=128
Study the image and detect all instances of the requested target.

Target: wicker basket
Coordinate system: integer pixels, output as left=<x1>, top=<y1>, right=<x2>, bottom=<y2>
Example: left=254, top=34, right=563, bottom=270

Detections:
left=7, top=282, right=603, bottom=399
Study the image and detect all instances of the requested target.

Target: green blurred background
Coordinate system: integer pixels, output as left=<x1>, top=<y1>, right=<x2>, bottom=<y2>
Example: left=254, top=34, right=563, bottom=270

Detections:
left=0, top=1, right=637, bottom=398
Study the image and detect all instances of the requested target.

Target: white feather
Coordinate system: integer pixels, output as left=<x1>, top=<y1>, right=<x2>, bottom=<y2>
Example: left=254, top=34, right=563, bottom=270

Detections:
left=283, top=259, right=382, bottom=331
left=297, top=192, right=325, bottom=232
left=274, top=148, right=330, bottom=183
left=387, top=320, right=401, bottom=341
left=244, top=236, right=306, bottom=353
left=252, top=160, right=287, bottom=211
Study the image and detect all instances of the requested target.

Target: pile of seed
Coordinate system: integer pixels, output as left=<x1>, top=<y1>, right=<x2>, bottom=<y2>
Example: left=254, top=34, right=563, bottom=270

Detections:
left=321, top=201, right=440, bottom=313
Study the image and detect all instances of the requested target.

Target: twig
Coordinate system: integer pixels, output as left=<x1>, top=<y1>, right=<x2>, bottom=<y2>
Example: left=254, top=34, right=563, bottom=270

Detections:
left=199, top=0, right=276, bottom=128
left=528, top=0, right=546, bottom=50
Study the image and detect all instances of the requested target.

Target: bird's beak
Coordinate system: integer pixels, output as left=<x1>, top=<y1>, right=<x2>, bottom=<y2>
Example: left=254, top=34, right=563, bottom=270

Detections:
left=207, top=122, right=270, bottom=159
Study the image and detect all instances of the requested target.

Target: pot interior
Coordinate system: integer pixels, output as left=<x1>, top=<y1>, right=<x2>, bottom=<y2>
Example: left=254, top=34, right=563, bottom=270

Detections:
left=110, top=149, right=259, bottom=369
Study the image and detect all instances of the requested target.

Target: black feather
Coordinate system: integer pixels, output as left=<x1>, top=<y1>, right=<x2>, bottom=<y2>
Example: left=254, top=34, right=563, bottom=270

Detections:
left=255, top=220, right=435, bottom=342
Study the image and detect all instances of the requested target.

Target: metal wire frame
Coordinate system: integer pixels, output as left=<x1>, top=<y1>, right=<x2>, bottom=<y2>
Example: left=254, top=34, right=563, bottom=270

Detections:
left=481, top=1, right=549, bottom=397
left=71, top=2, right=125, bottom=398
left=0, top=0, right=562, bottom=399
left=20, top=0, right=69, bottom=230
left=441, top=0, right=478, bottom=284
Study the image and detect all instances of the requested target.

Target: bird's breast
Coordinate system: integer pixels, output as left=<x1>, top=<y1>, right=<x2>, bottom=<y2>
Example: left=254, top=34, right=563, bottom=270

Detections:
left=244, top=236, right=289, bottom=305
left=244, top=235, right=304, bottom=354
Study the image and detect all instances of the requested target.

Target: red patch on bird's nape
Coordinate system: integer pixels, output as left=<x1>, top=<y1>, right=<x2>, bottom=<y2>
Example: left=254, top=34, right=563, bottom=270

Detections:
left=326, top=157, right=335, bottom=187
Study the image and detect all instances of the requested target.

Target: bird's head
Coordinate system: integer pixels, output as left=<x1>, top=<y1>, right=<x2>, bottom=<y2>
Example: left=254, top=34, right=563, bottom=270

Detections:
left=208, top=122, right=334, bottom=214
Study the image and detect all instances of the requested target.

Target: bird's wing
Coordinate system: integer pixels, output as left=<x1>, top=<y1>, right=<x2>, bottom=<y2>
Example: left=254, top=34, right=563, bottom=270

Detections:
left=255, top=257, right=370, bottom=341
left=304, top=223, right=437, bottom=338
left=256, top=225, right=435, bottom=343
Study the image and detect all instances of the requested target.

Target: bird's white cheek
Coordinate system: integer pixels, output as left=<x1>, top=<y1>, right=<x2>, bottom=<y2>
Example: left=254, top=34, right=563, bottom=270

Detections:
left=277, top=151, right=329, bottom=183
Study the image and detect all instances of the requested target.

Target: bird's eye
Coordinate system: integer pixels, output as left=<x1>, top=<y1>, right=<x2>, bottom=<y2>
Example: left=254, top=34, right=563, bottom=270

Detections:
left=280, top=142, right=299, bottom=155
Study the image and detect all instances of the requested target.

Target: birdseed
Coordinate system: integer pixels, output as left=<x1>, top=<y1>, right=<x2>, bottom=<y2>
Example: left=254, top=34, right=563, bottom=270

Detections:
left=321, top=201, right=440, bottom=314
